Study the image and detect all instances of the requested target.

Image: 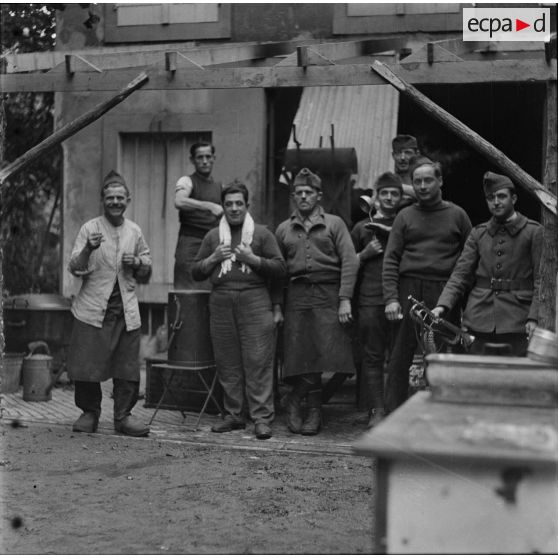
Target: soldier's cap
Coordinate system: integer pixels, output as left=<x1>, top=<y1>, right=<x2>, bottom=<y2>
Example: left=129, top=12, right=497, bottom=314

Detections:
left=409, top=155, right=436, bottom=178
left=375, top=171, right=403, bottom=194
left=392, top=134, right=418, bottom=152
left=103, top=170, right=127, bottom=189
left=293, top=168, right=322, bottom=191
left=483, top=171, right=515, bottom=195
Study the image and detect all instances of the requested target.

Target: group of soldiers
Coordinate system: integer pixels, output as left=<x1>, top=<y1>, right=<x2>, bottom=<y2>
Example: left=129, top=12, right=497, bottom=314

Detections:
left=66, top=135, right=542, bottom=440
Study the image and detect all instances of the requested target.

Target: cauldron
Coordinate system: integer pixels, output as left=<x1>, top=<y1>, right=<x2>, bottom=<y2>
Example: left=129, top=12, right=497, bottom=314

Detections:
left=3, top=293, right=73, bottom=354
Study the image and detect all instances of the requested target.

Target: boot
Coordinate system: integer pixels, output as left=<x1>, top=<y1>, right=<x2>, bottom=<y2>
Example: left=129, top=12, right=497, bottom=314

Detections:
left=114, top=415, right=150, bottom=437
left=73, top=411, right=99, bottom=433
left=367, top=407, right=385, bottom=429
left=286, top=393, right=303, bottom=433
left=113, top=379, right=150, bottom=437
left=301, top=387, right=321, bottom=436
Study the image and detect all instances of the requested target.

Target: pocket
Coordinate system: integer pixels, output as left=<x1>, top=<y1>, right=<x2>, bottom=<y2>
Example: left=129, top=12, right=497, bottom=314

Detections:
left=513, top=290, right=533, bottom=304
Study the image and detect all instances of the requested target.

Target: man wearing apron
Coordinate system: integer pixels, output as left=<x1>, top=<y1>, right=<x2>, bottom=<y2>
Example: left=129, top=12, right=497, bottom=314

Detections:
left=275, top=168, right=359, bottom=436
left=67, top=170, right=152, bottom=436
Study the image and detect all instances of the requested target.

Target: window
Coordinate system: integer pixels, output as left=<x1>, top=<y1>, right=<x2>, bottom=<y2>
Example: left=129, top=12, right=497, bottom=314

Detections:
left=333, top=3, right=464, bottom=35
left=104, top=3, right=231, bottom=43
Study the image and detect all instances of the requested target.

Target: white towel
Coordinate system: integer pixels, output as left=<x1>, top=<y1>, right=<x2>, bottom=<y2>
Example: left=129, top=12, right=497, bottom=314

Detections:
left=218, top=213, right=255, bottom=277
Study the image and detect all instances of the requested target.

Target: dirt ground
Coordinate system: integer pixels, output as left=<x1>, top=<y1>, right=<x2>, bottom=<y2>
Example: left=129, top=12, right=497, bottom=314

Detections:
left=0, top=421, right=375, bottom=554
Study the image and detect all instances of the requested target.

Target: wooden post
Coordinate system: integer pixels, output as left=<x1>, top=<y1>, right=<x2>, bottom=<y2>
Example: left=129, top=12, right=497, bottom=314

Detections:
left=540, top=80, right=558, bottom=331
left=0, top=72, right=149, bottom=189
left=371, top=61, right=557, bottom=216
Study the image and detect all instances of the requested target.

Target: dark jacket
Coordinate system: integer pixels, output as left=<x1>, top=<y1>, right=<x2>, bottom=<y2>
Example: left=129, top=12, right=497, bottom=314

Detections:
left=437, top=212, right=542, bottom=334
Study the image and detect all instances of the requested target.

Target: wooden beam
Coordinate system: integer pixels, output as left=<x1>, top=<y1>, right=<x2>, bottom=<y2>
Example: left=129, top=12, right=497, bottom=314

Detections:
left=60, top=54, right=102, bottom=75
left=0, top=73, right=148, bottom=188
left=0, top=59, right=555, bottom=93
left=371, top=60, right=557, bottom=216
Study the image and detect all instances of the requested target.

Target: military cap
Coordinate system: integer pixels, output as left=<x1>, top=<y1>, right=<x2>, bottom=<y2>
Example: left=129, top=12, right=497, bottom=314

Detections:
left=293, top=168, right=322, bottom=190
left=392, top=134, right=418, bottom=152
left=103, top=170, right=127, bottom=189
left=483, top=171, right=515, bottom=195
left=375, top=171, right=403, bottom=194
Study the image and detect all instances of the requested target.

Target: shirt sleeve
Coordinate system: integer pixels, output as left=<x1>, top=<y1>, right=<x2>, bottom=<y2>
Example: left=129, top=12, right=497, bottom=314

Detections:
left=333, top=218, right=359, bottom=299
left=68, top=223, right=92, bottom=276
left=134, top=228, right=152, bottom=282
left=528, top=224, right=543, bottom=322
left=255, top=228, right=287, bottom=280
left=191, top=232, right=216, bottom=281
left=382, top=213, right=405, bottom=304
left=174, top=175, right=193, bottom=209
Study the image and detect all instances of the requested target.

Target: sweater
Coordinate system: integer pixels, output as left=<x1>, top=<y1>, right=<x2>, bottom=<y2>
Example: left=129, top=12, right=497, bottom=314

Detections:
left=275, top=207, right=359, bottom=300
left=351, top=214, right=395, bottom=306
left=382, top=200, right=472, bottom=304
left=191, top=223, right=286, bottom=290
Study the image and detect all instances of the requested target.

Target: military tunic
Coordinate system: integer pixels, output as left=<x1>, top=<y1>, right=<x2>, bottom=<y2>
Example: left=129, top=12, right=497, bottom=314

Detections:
left=437, top=212, right=542, bottom=334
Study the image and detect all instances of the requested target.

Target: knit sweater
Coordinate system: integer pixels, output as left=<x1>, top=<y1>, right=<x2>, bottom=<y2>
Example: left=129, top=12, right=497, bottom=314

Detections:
left=192, top=223, right=286, bottom=290
left=382, top=200, right=472, bottom=304
left=275, top=207, right=359, bottom=300
left=351, top=214, right=395, bottom=306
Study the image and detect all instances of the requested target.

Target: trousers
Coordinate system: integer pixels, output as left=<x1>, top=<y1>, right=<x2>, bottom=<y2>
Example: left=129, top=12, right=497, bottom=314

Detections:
left=209, top=288, right=275, bottom=424
left=74, top=378, right=140, bottom=421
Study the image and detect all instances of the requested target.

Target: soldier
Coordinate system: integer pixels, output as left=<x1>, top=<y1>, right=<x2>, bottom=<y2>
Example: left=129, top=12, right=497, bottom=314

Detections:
left=351, top=172, right=403, bottom=428
left=391, top=134, right=419, bottom=207
left=382, top=156, right=472, bottom=413
left=432, top=171, right=542, bottom=355
left=275, top=168, right=359, bottom=436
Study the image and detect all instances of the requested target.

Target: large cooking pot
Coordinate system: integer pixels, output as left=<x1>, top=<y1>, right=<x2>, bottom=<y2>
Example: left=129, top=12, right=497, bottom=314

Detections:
left=3, top=293, right=73, bottom=353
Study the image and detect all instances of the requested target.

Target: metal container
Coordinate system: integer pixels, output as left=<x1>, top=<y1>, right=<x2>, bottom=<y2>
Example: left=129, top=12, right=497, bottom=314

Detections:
left=527, top=327, right=558, bottom=365
left=167, top=290, right=214, bottom=366
left=3, top=293, right=73, bottom=353
left=22, top=343, right=53, bottom=402
left=1, top=353, right=25, bottom=393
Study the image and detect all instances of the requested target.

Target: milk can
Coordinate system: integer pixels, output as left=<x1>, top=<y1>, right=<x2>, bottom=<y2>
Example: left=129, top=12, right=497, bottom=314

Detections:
left=22, top=341, right=53, bottom=402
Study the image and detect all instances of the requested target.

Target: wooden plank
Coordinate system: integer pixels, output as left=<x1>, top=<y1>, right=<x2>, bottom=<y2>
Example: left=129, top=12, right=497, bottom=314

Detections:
left=0, top=59, right=555, bottom=93
left=0, top=73, right=148, bottom=188
left=371, top=60, right=557, bottom=215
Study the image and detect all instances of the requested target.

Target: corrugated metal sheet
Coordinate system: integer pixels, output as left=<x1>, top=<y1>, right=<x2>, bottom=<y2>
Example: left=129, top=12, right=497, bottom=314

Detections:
left=287, top=84, right=399, bottom=191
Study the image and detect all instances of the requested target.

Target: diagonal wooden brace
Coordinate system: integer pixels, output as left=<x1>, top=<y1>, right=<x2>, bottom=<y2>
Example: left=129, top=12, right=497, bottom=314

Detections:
left=371, top=60, right=557, bottom=216
left=0, top=72, right=149, bottom=189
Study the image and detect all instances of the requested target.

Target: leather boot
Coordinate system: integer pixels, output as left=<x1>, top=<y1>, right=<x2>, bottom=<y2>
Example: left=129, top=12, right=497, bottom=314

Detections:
left=301, top=388, right=321, bottom=436
left=114, top=415, right=150, bottom=437
left=73, top=411, right=100, bottom=433
left=113, top=379, right=150, bottom=437
left=286, top=393, right=303, bottom=433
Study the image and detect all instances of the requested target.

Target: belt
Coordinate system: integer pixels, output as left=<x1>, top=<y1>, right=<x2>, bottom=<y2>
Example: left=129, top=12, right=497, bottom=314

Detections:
left=475, top=277, right=533, bottom=291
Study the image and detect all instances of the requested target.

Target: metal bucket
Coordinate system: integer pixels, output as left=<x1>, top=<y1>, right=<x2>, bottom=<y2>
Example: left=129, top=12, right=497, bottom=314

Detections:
left=22, top=343, right=53, bottom=402
left=167, top=290, right=214, bottom=366
left=528, top=327, right=558, bottom=365
left=1, top=353, right=25, bottom=393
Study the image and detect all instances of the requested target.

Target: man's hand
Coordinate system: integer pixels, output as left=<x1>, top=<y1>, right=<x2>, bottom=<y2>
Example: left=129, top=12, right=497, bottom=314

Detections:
left=431, top=306, right=446, bottom=318
left=209, top=203, right=224, bottom=218
left=211, top=243, right=232, bottom=264
left=234, top=242, right=259, bottom=267
left=273, top=304, right=284, bottom=326
left=338, top=299, right=352, bottom=324
left=385, top=301, right=403, bottom=321
left=359, top=238, right=383, bottom=261
left=526, top=320, right=537, bottom=339
left=122, top=253, right=139, bottom=269
left=86, top=232, right=104, bottom=251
